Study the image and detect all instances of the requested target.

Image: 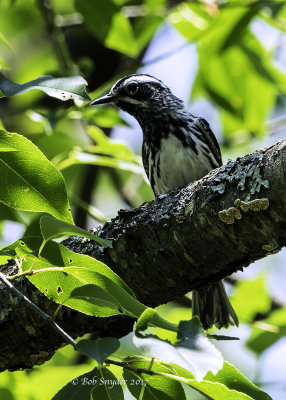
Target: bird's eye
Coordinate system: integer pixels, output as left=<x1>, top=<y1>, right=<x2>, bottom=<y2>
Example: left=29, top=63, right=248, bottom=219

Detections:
left=126, top=81, right=138, bottom=95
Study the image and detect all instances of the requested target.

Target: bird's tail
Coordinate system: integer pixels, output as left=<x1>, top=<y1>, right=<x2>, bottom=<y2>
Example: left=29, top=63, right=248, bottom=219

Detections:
left=192, top=280, right=239, bottom=330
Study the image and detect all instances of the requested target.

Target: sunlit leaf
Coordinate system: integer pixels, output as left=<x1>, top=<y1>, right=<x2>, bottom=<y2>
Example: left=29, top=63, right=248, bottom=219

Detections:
left=219, top=5, right=263, bottom=51
left=231, top=276, right=271, bottom=323
left=169, top=2, right=210, bottom=41
left=40, top=215, right=111, bottom=248
left=170, top=361, right=271, bottom=399
left=105, top=12, right=139, bottom=57
left=27, top=241, right=144, bottom=317
left=40, top=241, right=135, bottom=297
left=204, top=362, right=272, bottom=400
left=86, top=126, right=139, bottom=163
left=28, top=255, right=121, bottom=317
left=199, top=6, right=257, bottom=55
left=123, top=358, right=186, bottom=400
left=0, top=73, right=90, bottom=101
left=133, top=318, right=223, bottom=381
left=123, top=357, right=268, bottom=400
left=193, top=44, right=276, bottom=137
left=135, top=308, right=156, bottom=333
left=0, top=130, right=73, bottom=223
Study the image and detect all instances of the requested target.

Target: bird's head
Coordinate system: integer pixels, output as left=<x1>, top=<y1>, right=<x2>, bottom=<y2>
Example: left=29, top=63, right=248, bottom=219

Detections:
left=90, top=74, right=184, bottom=119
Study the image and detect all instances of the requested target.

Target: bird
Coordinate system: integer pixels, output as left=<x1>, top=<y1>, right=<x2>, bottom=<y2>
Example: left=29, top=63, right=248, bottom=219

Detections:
left=91, top=73, right=239, bottom=330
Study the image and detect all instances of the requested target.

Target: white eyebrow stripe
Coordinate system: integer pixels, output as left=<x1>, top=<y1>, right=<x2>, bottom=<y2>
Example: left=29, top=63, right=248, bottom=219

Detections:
left=124, top=75, right=163, bottom=85
left=110, top=75, right=167, bottom=92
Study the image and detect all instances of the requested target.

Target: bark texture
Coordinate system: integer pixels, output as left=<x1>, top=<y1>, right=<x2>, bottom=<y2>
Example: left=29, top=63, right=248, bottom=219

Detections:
left=1, top=139, right=286, bottom=371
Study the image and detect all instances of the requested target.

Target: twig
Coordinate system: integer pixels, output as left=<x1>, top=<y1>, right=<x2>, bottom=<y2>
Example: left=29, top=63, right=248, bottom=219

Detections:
left=37, top=0, right=75, bottom=75
left=0, top=272, right=77, bottom=348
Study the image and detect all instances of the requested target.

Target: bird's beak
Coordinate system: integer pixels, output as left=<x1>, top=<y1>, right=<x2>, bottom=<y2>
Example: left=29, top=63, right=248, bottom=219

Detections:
left=90, top=93, right=115, bottom=106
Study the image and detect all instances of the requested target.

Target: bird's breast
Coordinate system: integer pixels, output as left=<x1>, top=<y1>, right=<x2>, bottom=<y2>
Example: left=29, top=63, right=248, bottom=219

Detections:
left=143, top=133, right=214, bottom=196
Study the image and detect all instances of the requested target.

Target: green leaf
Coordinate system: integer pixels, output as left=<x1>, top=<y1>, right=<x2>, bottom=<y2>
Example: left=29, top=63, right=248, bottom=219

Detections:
left=1, top=236, right=42, bottom=256
left=123, top=359, right=186, bottom=400
left=247, top=307, right=286, bottom=354
left=40, top=215, right=111, bottom=248
left=57, top=150, right=144, bottom=175
left=76, top=338, right=120, bottom=365
left=123, top=358, right=268, bottom=400
left=177, top=319, right=224, bottom=379
left=136, top=308, right=156, bottom=333
left=0, top=202, right=25, bottom=223
left=133, top=318, right=223, bottom=381
left=52, top=367, right=98, bottom=400
left=70, top=284, right=123, bottom=312
left=0, top=388, right=14, bottom=400
left=91, top=367, right=124, bottom=400
left=0, top=73, right=90, bottom=101
left=168, top=2, right=210, bottom=41
left=0, top=130, right=73, bottom=223
left=193, top=44, right=276, bottom=137
left=84, top=107, right=129, bottom=128
left=105, top=12, right=139, bottom=57
left=134, top=14, right=163, bottom=50
left=75, top=0, right=138, bottom=56
left=27, top=241, right=144, bottom=317
left=231, top=276, right=271, bottom=323
left=86, top=126, right=141, bottom=163
left=40, top=241, right=135, bottom=297
left=219, top=5, right=263, bottom=52
left=204, top=362, right=272, bottom=400
left=64, top=266, right=144, bottom=317
left=75, top=0, right=118, bottom=42
left=186, top=380, right=253, bottom=399
left=199, top=6, right=257, bottom=56
left=28, top=256, right=120, bottom=317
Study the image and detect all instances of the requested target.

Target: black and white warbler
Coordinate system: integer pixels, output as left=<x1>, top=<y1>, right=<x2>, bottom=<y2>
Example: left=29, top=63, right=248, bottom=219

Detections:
left=91, top=74, right=238, bottom=330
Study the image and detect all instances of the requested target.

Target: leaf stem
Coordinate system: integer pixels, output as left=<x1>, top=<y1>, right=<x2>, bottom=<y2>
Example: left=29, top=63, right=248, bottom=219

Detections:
left=98, top=367, right=112, bottom=400
left=7, top=255, right=39, bottom=281
left=138, top=357, right=154, bottom=400
left=105, top=357, right=194, bottom=384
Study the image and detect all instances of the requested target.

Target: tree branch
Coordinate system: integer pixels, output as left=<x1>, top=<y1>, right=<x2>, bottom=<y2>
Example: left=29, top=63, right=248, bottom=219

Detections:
left=1, top=139, right=285, bottom=371
left=70, top=139, right=286, bottom=305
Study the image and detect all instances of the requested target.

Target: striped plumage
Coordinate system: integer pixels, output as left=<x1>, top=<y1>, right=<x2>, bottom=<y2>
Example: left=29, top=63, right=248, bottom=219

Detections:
left=91, top=74, right=238, bottom=330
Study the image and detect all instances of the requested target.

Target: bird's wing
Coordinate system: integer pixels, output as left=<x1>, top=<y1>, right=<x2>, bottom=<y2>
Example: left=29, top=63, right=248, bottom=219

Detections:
left=195, top=118, right=222, bottom=167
